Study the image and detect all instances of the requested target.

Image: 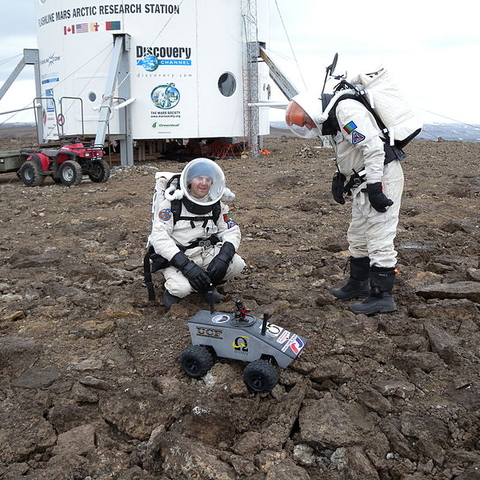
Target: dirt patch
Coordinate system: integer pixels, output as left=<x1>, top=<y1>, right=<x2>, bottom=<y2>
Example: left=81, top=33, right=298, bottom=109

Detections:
left=0, top=134, right=479, bottom=479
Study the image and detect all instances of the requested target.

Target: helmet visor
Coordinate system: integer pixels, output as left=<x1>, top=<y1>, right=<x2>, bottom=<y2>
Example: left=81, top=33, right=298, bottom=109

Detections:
left=285, top=100, right=321, bottom=139
left=180, top=158, right=225, bottom=205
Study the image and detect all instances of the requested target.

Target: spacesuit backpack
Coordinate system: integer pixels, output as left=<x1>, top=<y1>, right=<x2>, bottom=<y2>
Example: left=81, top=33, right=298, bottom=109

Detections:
left=286, top=63, right=422, bottom=151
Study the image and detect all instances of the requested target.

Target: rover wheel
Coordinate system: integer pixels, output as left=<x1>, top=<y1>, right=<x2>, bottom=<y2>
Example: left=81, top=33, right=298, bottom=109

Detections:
left=179, top=345, right=214, bottom=378
left=59, top=160, right=83, bottom=186
left=243, top=359, right=279, bottom=393
left=19, top=160, right=45, bottom=187
left=88, top=159, right=110, bottom=183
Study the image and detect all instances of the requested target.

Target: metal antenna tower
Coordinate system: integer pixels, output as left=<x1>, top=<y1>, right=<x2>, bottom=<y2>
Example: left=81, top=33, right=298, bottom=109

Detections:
left=241, top=0, right=260, bottom=158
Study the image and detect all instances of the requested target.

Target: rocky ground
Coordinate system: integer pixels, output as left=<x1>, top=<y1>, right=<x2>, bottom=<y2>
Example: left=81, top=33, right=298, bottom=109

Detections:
left=0, top=133, right=479, bottom=480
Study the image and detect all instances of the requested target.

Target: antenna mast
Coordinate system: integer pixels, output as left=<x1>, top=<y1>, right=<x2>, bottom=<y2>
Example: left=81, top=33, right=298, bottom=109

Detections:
left=241, top=0, right=260, bottom=158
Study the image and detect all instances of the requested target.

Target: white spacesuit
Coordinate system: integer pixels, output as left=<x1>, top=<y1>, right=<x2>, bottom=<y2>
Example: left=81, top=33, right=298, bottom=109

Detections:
left=286, top=93, right=403, bottom=315
left=148, top=158, right=245, bottom=308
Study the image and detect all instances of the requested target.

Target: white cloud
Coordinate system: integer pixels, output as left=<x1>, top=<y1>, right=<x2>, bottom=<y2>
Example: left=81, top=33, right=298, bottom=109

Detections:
left=0, top=79, right=38, bottom=123
left=268, top=0, right=480, bottom=125
left=2, top=0, right=480, bottom=126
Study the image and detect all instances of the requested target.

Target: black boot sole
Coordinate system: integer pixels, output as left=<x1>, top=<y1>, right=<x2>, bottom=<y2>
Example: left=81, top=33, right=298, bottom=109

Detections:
left=330, top=288, right=370, bottom=302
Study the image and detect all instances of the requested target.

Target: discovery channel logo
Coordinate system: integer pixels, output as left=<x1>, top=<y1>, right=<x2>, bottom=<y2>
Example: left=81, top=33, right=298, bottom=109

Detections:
left=136, top=45, right=192, bottom=72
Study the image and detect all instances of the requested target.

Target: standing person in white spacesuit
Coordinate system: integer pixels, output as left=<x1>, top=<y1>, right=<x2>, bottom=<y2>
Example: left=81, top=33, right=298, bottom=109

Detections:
left=285, top=92, right=404, bottom=315
left=148, top=158, right=245, bottom=309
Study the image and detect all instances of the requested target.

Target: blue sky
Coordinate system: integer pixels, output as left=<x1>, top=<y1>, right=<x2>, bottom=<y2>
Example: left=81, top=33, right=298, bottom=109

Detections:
left=2, top=0, right=480, bottom=125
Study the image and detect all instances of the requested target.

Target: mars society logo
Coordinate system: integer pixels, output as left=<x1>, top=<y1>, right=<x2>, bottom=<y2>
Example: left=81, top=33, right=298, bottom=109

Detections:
left=151, top=83, right=180, bottom=109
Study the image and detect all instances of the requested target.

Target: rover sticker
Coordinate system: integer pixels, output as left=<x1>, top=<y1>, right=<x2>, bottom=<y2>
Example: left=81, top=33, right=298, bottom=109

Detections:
left=277, top=330, right=291, bottom=344
left=196, top=327, right=222, bottom=339
left=259, top=323, right=283, bottom=337
left=281, top=334, right=305, bottom=355
left=212, top=314, right=230, bottom=324
left=232, top=336, right=249, bottom=353
left=290, top=336, right=305, bottom=354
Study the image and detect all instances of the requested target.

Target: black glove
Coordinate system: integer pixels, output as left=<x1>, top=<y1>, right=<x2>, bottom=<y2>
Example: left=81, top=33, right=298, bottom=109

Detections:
left=171, top=251, right=212, bottom=291
left=207, top=242, right=235, bottom=286
left=331, top=171, right=346, bottom=204
left=366, top=182, right=393, bottom=213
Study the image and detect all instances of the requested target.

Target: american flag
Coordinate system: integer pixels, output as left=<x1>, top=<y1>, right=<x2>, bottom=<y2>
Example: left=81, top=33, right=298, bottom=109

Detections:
left=76, top=23, right=89, bottom=34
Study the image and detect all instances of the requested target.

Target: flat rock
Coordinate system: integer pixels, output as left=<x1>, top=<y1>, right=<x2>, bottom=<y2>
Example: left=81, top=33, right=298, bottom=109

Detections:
left=415, top=281, right=480, bottom=302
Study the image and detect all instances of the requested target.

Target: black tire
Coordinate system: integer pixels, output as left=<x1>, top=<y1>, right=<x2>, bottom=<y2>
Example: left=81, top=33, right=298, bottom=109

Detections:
left=59, top=160, right=83, bottom=186
left=243, top=359, right=279, bottom=393
left=88, top=159, right=110, bottom=183
left=179, top=345, right=214, bottom=378
left=19, top=160, right=45, bottom=187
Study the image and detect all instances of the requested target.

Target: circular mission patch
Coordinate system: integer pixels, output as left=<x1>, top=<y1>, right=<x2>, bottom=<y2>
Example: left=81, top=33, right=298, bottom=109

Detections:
left=158, top=208, right=173, bottom=221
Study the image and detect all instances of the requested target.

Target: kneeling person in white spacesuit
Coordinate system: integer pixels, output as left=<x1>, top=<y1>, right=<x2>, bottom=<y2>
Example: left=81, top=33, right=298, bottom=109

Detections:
left=148, top=158, right=245, bottom=308
left=286, top=93, right=403, bottom=315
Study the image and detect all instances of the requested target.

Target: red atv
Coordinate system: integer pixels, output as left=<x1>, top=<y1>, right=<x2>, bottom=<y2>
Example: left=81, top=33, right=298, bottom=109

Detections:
left=17, top=142, right=110, bottom=187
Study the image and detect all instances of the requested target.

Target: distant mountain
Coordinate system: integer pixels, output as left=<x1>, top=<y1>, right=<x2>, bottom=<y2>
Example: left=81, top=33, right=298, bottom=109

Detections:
left=415, top=123, right=480, bottom=142
left=0, top=122, right=36, bottom=139
left=1, top=121, right=480, bottom=143
left=270, top=121, right=480, bottom=143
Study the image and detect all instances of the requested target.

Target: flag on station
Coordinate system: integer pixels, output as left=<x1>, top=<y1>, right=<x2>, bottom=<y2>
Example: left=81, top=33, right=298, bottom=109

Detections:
left=76, top=23, right=89, bottom=34
left=106, top=21, right=121, bottom=31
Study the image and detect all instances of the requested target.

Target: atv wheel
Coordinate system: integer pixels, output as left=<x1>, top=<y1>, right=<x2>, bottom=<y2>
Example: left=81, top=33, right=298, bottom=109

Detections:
left=59, top=160, right=83, bottom=186
left=179, top=345, right=214, bottom=378
left=243, top=359, right=279, bottom=393
left=88, top=159, right=110, bottom=183
left=19, top=160, right=45, bottom=187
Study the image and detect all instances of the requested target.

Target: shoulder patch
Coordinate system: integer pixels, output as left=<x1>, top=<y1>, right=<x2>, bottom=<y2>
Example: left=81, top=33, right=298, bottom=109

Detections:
left=343, top=121, right=357, bottom=134
left=158, top=208, right=173, bottom=221
left=223, top=213, right=237, bottom=229
left=351, top=130, right=366, bottom=145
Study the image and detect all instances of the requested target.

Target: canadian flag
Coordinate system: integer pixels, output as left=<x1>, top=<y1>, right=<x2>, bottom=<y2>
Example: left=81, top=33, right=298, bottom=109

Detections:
left=63, top=25, right=76, bottom=35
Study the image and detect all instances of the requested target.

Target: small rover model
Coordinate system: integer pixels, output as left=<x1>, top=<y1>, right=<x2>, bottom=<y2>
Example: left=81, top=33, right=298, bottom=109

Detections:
left=179, top=299, right=308, bottom=393
left=17, top=141, right=110, bottom=187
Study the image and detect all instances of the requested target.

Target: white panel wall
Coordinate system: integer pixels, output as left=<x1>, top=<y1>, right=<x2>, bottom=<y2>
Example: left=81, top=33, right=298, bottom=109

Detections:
left=34, top=0, right=270, bottom=141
